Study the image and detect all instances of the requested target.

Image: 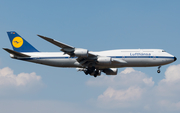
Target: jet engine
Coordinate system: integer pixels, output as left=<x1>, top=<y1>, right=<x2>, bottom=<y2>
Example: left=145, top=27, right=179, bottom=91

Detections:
left=97, top=57, right=112, bottom=64
left=103, top=68, right=118, bottom=75
left=74, top=48, right=89, bottom=57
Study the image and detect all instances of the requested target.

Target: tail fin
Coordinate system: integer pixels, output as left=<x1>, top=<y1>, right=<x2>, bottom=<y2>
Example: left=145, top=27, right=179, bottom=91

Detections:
left=7, top=31, right=39, bottom=52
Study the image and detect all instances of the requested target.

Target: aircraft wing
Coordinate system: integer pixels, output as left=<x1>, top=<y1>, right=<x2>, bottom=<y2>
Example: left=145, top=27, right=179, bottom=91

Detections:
left=37, top=35, right=126, bottom=68
left=37, top=35, right=97, bottom=58
left=37, top=35, right=74, bottom=50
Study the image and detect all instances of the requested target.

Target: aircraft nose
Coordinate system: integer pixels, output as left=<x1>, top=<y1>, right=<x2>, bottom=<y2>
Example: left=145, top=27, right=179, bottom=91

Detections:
left=174, top=56, right=177, bottom=61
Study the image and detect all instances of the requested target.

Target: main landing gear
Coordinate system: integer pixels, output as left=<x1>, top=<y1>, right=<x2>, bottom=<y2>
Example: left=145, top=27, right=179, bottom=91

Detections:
left=93, top=70, right=101, bottom=77
left=84, top=67, right=95, bottom=75
left=84, top=67, right=100, bottom=77
left=157, top=66, right=161, bottom=73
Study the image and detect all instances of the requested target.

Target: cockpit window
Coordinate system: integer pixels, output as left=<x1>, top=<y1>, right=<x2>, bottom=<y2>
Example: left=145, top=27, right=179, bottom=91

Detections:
left=162, top=50, right=166, bottom=52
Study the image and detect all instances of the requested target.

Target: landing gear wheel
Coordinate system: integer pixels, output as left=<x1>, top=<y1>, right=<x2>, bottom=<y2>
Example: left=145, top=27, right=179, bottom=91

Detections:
left=157, top=66, right=161, bottom=73
left=94, top=71, right=98, bottom=77
left=85, top=71, right=89, bottom=75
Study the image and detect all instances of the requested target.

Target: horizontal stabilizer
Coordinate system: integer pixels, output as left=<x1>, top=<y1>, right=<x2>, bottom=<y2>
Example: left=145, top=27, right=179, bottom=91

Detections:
left=3, top=48, right=30, bottom=57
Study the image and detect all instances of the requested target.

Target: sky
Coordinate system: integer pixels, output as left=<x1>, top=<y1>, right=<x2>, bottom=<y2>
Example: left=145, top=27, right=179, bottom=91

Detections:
left=0, top=0, right=180, bottom=113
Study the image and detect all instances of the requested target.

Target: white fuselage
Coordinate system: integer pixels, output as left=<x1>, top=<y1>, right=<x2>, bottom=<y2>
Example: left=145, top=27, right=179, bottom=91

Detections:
left=13, top=49, right=175, bottom=69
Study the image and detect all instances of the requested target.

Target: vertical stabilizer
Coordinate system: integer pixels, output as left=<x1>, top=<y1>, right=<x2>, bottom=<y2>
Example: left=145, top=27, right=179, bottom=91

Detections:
left=7, top=31, right=39, bottom=52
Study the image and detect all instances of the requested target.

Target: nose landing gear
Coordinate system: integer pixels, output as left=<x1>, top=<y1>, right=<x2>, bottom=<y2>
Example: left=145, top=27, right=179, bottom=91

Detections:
left=157, top=66, right=161, bottom=73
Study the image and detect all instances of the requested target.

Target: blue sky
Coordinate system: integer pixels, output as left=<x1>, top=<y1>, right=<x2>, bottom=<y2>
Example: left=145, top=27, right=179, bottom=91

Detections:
left=0, top=0, right=180, bottom=113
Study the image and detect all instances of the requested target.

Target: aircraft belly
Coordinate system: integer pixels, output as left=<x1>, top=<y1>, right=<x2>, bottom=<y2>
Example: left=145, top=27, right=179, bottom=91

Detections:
left=27, top=58, right=79, bottom=67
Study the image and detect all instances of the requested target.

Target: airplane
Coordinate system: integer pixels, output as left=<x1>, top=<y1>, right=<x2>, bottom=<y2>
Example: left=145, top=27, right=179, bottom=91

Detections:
left=3, top=31, right=177, bottom=77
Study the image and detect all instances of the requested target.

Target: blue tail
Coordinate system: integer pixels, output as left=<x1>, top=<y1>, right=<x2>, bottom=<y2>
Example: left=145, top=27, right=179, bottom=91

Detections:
left=7, top=31, right=39, bottom=52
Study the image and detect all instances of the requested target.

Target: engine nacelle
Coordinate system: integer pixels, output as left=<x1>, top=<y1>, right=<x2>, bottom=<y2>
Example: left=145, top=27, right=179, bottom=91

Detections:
left=103, top=68, right=118, bottom=75
left=74, top=48, right=89, bottom=57
left=97, top=57, right=112, bottom=64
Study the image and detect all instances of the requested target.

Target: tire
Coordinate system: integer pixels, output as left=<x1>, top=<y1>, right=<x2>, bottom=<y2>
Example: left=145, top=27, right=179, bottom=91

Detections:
left=157, top=70, right=160, bottom=73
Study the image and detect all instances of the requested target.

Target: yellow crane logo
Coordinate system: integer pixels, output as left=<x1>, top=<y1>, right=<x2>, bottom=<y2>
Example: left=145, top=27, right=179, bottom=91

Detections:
left=12, top=37, right=23, bottom=48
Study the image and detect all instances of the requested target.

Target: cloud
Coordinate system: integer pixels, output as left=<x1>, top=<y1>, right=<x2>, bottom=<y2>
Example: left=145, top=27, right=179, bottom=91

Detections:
left=86, top=68, right=154, bottom=88
left=97, top=86, right=143, bottom=108
left=98, top=86, right=143, bottom=102
left=0, top=67, right=43, bottom=94
left=87, top=68, right=154, bottom=109
left=87, top=65, right=180, bottom=113
left=161, top=64, right=180, bottom=83
left=155, top=64, right=180, bottom=108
